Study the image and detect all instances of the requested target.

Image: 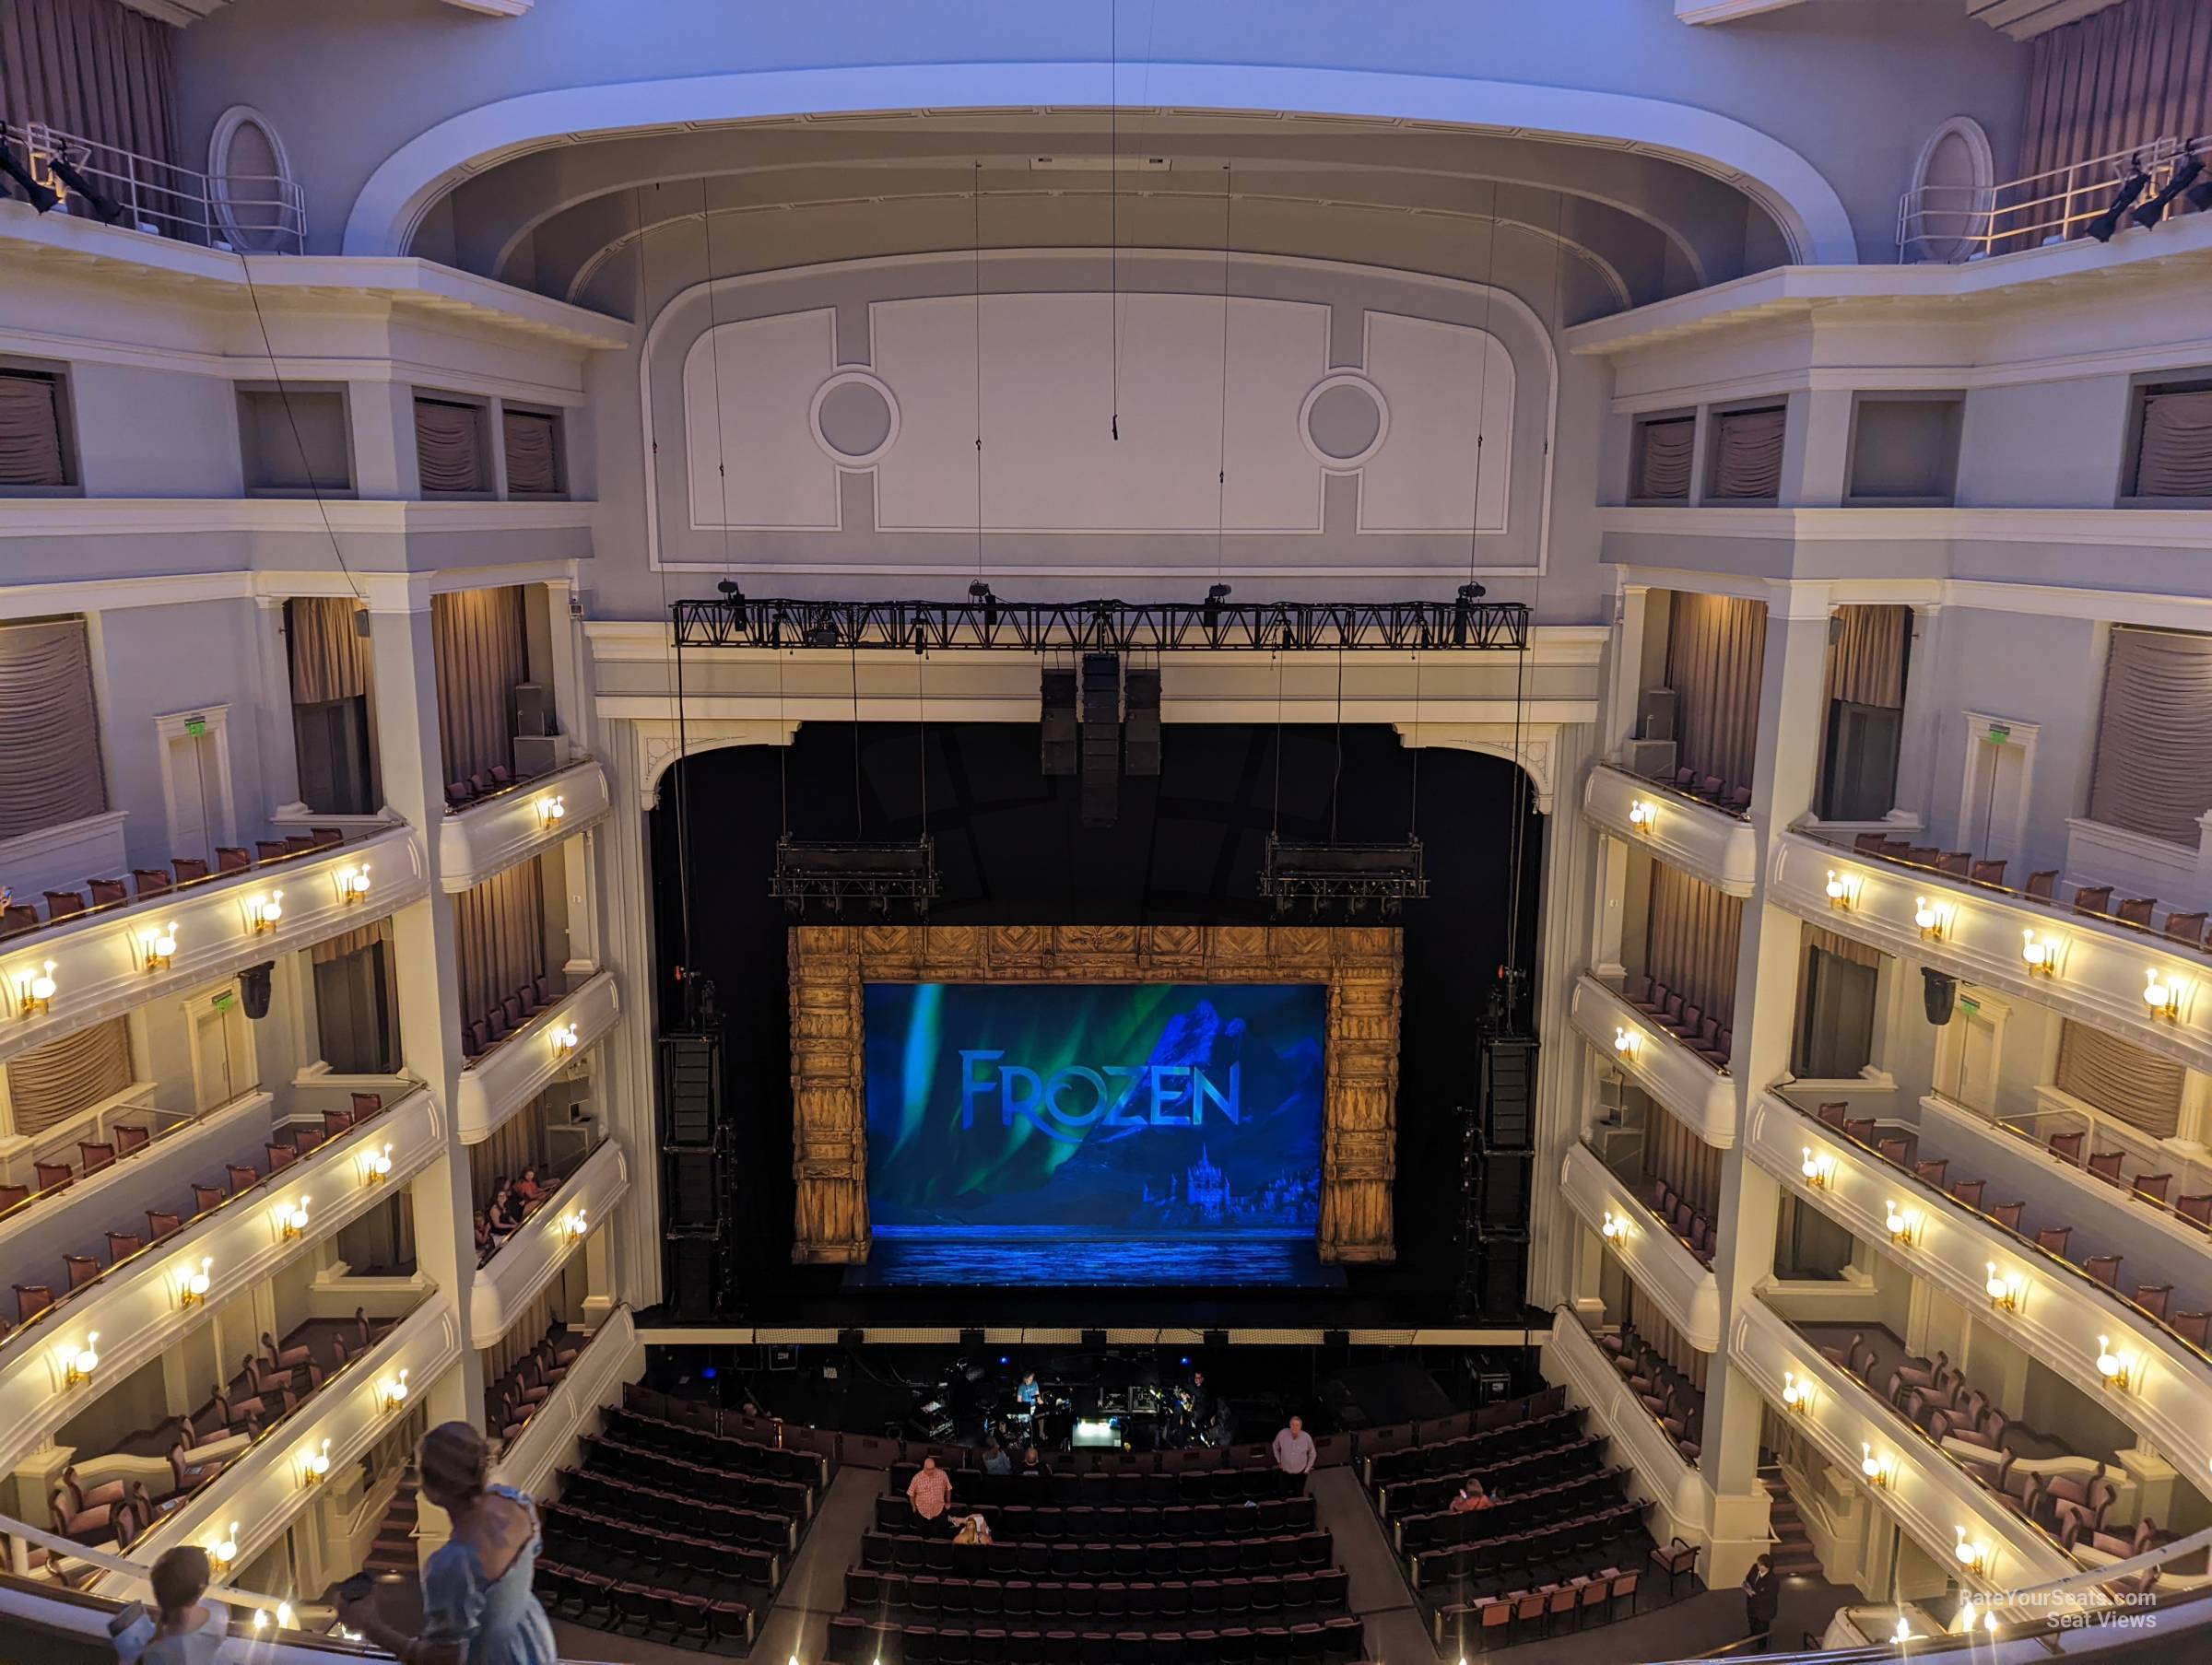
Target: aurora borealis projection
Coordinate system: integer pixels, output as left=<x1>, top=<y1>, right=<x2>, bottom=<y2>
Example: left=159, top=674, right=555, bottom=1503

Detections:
left=865, top=982, right=1325, bottom=1275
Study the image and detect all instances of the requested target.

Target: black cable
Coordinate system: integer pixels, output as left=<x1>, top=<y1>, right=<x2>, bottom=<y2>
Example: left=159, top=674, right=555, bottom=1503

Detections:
left=973, top=162, right=986, bottom=582
left=1329, top=648, right=1345, bottom=843
left=1108, top=0, right=1120, bottom=441
left=1214, top=163, right=1233, bottom=585
left=237, top=252, right=360, bottom=604
left=1466, top=180, right=1500, bottom=584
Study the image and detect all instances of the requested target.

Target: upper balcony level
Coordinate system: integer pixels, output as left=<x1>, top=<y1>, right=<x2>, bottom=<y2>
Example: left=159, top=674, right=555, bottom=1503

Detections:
left=1561, top=1140, right=1721, bottom=1350
left=470, top=1137, right=627, bottom=1345
left=1583, top=762, right=1758, bottom=896
left=439, top=756, right=609, bottom=891
left=1570, top=972, right=1735, bottom=1146
left=455, top=967, right=617, bottom=1143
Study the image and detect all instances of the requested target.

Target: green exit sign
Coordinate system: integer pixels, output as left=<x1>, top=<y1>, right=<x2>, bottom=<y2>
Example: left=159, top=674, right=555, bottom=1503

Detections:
left=184, top=716, right=206, bottom=738
left=1984, top=723, right=2009, bottom=745
left=1959, top=996, right=1980, bottom=1014
left=212, top=991, right=236, bottom=1013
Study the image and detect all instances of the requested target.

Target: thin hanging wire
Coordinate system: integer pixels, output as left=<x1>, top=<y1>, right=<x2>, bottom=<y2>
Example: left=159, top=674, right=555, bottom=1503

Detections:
left=850, top=638, right=865, bottom=838
left=972, top=162, right=987, bottom=584
left=1107, top=0, right=1121, bottom=441
left=1270, top=652, right=1285, bottom=841
left=1213, top=163, right=1234, bottom=585
left=1466, top=180, right=1500, bottom=585
left=1407, top=650, right=1422, bottom=841
left=1329, top=647, right=1346, bottom=843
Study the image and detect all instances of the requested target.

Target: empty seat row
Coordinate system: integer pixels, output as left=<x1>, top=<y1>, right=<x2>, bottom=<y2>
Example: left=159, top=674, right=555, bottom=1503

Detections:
left=599, top=1404, right=825, bottom=1489
left=462, top=976, right=559, bottom=1059
left=1622, top=976, right=1731, bottom=1070
left=827, top=1615, right=1365, bottom=1665
left=875, top=1495, right=1316, bottom=1543
left=845, top=1567, right=1350, bottom=1622
left=0, top=830, right=347, bottom=938
left=1394, top=1440, right=1609, bottom=1548
left=1846, top=836, right=2212, bottom=949
left=554, top=1462, right=791, bottom=1549
left=1365, top=1408, right=1584, bottom=1490
left=1643, top=1178, right=1717, bottom=1265
left=575, top=1431, right=810, bottom=1518
left=445, top=763, right=524, bottom=809
left=1434, top=1566, right=1641, bottom=1650
left=535, top=1560, right=752, bottom=1648
left=541, top=1503, right=778, bottom=1589
left=1413, top=1499, right=1645, bottom=1589
left=863, top=1532, right=1332, bottom=1580
left=1661, top=767, right=1752, bottom=815
left=887, top=1465, right=1299, bottom=1514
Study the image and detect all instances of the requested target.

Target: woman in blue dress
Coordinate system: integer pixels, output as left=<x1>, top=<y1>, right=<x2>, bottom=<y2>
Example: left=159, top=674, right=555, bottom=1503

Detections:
left=335, top=1421, right=557, bottom=1665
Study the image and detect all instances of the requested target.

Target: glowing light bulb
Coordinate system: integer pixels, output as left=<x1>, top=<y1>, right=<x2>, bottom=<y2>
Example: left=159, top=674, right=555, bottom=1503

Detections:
left=2097, top=1335, right=2120, bottom=1378
left=1862, top=1443, right=1880, bottom=1479
left=1802, top=1147, right=1819, bottom=1180
left=2021, top=929, right=2051, bottom=973
left=1892, top=1616, right=1914, bottom=1643
left=276, top=1601, right=294, bottom=1630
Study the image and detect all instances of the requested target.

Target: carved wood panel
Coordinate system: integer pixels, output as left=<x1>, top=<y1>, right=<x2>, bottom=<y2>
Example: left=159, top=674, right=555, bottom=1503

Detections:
left=787, top=924, right=1401, bottom=1265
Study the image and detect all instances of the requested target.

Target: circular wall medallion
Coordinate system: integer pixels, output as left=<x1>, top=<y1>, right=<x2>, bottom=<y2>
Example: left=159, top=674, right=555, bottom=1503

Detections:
left=809, top=369, right=900, bottom=465
left=206, top=105, right=297, bottom=252
left=1298, top=373, right=1390, bottom=469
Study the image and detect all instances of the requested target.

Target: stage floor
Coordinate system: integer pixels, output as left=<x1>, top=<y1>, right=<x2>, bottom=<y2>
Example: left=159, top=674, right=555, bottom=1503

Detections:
left=848, top=1230, right=1347, bottom=1288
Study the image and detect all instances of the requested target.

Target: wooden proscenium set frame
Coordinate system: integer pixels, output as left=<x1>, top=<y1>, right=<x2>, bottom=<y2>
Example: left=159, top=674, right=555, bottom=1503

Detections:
left=787, top=923, right=1403, bottom=1266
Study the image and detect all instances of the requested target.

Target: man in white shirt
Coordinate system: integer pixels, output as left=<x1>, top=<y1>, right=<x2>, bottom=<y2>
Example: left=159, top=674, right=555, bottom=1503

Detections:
left=1271, top=1413, right=1316, bottom=1476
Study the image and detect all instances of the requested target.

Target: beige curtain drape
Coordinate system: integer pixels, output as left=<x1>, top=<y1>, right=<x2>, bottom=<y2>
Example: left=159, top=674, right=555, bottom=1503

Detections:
left=2023, top=0, right=2212, bottom=205
left=472, top=1108, right=550, bottom=1211
left=1824, top=605, right=1911, bottom=709
left=0, top=372, right=66, bottom=486
left=1665, top=592, right=1768, bottom=791
left=285, top=596, right=372, bottom=704
left=2085, top=625, right=2212, bottom=844
left=0, top=0, right=181, bottom=170
left=6, top=1016, right=132, bottom=1137
left=430, top=586, right=527, bottom=785
left=1708, top=406, right=1784, bottom=500
left=414, top=397, right=488, bottom=495
left=1804, top=922, right=1882, bottom=971
left=2134, top=389, right=2212, bottom=498
left=501, top=410, right=560, bottom=496
left=0, top=616, right=107, bottom=839
left=1643, top=1104, right=1722, bottom=1217
left=310, top=918, right=389, bottom=967
left=452, top=856, right=547, bottom=1031
left=2054, top=1018, right=2185, bottom=1140
left=1642, top=862, right=1745, bottom=1028
left=1634, top=416, right=1694, bottom=501
left=1626, top=1284, right=1708, bottom=1390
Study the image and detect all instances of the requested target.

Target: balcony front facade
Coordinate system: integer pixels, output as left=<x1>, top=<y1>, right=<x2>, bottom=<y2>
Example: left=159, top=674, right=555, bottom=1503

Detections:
left=1542, top=1307, right=1711, bottom=1555
left=491, top=1303, right=642, bottom=1497
left=1570, top=972, right=1736, bottom=1146
left=439, top=756, right=610, bottom=893
left=454, top=967, right=618, bottom=1143
left=1584, top=761, right=1758, bottom=897
left=469, top=1139, right=627, bottom=1346
left=1561, top=1140, right=1722, bottom=1349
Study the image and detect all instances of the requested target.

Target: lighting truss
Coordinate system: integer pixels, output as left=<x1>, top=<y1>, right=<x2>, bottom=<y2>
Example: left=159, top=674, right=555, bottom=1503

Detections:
left=769, top=836, right=939, bottom=915
left=672, top=592, right=1529, bottom=653
left=1259, top=835, right=1429, bottom=916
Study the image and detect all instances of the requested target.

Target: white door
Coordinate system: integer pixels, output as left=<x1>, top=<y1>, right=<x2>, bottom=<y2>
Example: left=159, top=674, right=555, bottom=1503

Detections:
left=191, top=991, right=258, bottom=1111
left=1938, top=989, right=2001, bottom=1117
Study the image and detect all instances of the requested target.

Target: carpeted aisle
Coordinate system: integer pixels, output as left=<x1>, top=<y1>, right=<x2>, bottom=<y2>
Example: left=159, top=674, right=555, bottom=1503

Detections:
left=1309, top=1465, right=1440, bottom=1663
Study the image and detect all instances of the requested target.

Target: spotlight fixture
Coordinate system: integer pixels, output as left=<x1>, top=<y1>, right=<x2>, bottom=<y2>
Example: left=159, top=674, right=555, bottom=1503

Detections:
left=177, top=1256, right=213, bottom=1307
left=1800, top=1147, right=1836, bottom=1189
left=47, top=155, right=122, bottom=224
left=1860, top=1442, right=1895, bottom=1489
left=2086, top=167, right=2151, bottom=241
left=969, top=579, right=1000, bottom=639
left=278, top=1195, right=312, bottom=1240
left=1450, top=580, right=1488, bottom=647
left=1780, top=1370, right=1813, bottom=1413
left=771, top=835, right=938, bottom=915
left=139, top=921, right=179, bottom=971
left=2020, top=929, right=2057, bottom=977
left=2143, top=967, right=2183, bottom=1022
left=301, top=1436, right=333, bottom=1484
left=0, top=138, right=59, bottom=213
left=1823, top=870, right=1860, bottom=910
left=1627, top=798, right=1657, bottom=833
left=246, top=891, right=284, bottom=933
left=1984, top=1261, right=2024, bottom=1312
left=1613, top=1026, right=1643, bottom=1061
left=334, top=863, right=371, bottom=905
left=2130, top=155, right=2205, bottom=229
left=18, top=959, right=57, bottom=1016
left=62, top=1331, right=100, bottom=1387
left=1260, top=834, right=1428, bottom=916
left=1913, top=897, right=1953, bottom=942
left=537, top=796, right=567, bottom=830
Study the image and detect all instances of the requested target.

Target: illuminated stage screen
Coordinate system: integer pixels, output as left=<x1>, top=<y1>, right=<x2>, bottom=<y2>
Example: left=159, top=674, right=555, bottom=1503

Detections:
left=863, top=982, right=1328, bottom=1285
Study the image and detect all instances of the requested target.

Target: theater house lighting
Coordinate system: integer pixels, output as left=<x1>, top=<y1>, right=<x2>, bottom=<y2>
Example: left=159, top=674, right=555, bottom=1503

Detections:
left=2144, top=967, right=2183, bottom=1022
left=2021, top=929, right=2056, bottom=977
left=1824, top=870, right=1859, bottom=909
left=1780, top=1371, right=1812, bottom=1413
left=1801, top=1147, right=1835, bottom=1189
left=1860, top=1443, right=1894, bottom=1488
left=1627, top=798, right=1656, bottom=833
left=62, top=1331, right=100, bottom=1387
left=140, top=921, right=178, bottom=971
left=177, top=1256, right=212, bottom=1307
left=18, top=959, right=57, bottom=1017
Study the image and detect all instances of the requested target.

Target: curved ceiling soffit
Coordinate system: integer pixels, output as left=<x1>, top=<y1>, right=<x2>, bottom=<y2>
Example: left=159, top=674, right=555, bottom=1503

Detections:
left=557, top=193, right=1638, bottom=315
left=469, top=136, right=1724, bottom=295
left=343, top=62, right=1856, bottom=267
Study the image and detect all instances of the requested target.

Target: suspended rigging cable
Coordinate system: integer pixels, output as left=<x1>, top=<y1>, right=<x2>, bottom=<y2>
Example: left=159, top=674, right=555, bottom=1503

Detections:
left=237, top=251, right=362, bottom=605
left=1466, top=179, right=1500, bottom=588
left=1213, top=163, right=1234, bottom=584
left=972, top=161, right=987, bottom=583
left=1107, top=0, right=1120, bottom=440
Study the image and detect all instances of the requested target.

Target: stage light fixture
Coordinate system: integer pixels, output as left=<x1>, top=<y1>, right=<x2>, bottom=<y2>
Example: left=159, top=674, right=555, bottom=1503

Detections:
left=1261, top=834, right=1428, bottom=916
left=970, top=580, right=1000, bottom=639
left=0, top=138, right=58, bottom=212
left=2087, top=168, right=2151, bottom=241
left=2131, top=155, right=2205, bottom=229
left=47, top=156, right=122, bottom=224
left=771, top=835, right=937, bottom=916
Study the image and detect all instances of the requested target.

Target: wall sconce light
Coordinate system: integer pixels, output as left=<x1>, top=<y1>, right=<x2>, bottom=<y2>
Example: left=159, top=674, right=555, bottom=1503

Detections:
left=1884, top=1200, right=1924, bottom=1246
left=2021, top=929, right=2057, bottom=977
left=278, top=1195, right=312, bottom=1240
left=1780, top=1370, right=1813, bottom=1413
left=538, top=794, right=568, bottom=829
left=561, top=1206, right=589, bottom=1240
left=360, top=1142, right=394, bottom=1183
left=61, top=1331, right=100, bottom=1387
left=207, top=1523, right=238, bottom=1575
left=1600, top=1209, right=1629, bottom=1242
left=1890, top=1617, right=1915, bottom=1645
left=380, top=1367, right=410, bottom=1412
left=1860, top=1442, right=1895, bottom=1489
left=1913, top=897, right=1953, bottom=942
left=1612, top=1026, right=1641, bottom=1061
left=246, top=891, right=284, bottom=934
left=1984, top=1262, right=2024, bottom=1312
left=1801, top=1146, right=1836, bottom=1189
left=2143, top=967, right=2183, bottom=1022
left=1824, top=870, right=1860, bottom=910
left=1954, top=1527, right=1990, bottom=1577
left=1627, top=798, right=1656, bottom=834
left=177, top=1255, right=212, bottom=1308
left=334, top=864, right=371, bottom=906
left=17, top=959, right=57, bottom=1017
left=300, top=1436, right=332, bottom=1485
left=2094, top=1335, right=2139, bottom=1392
left=253, top=1601, right=298, bottom=1633
left=550, top=1021, right=581, bottom=1056
left=139, top=921, right=178, bottom=972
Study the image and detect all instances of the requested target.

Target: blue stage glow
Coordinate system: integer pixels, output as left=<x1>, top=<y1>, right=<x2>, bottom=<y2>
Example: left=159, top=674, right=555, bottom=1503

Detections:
left=865, top=981, right=1326, bottom=1285
left=701, top=1366, right=716, bottom=1379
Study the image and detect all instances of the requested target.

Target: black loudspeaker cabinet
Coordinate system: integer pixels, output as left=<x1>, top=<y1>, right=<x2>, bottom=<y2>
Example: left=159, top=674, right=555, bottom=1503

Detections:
left=1479, top=1153, right=1532, bottom=1228
left=1479, top=1038, right=1537, bottom=1151
left=1041, top=669, right=1078, bottom=776
left=1124, top=668, right=1162, bottom=776
left=1923, top=967, right=1959, bottom=1026
left=660, top=1031, right=726, bottom=1318
left=1478, top=1239, right=1528, bottom=1320
left=1080, top=653, right=1122, bottom=827
left=669, top=1237, right=723, bottom=1321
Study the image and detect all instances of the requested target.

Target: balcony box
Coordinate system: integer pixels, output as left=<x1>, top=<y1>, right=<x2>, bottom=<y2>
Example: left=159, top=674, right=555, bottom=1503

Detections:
left=1768, top=831, right=2212, bottom=1075
left=99, top=1294, right=465, bottom=1595
left=440, top=757, right=609, bottom=893
left=454, top=968, right=618, bottom=1143
left=0, top=1086, right=445, bottom=1477
left=470, top=1139, right=628, bottom=1346
left=1749, top=1090, right=2212, bottom=1489
left=1560, top=1142, right=1722, bottom=1349
left=1570, top=972, right=1736, bottom=1146
left=1583, top=764, right=1758, bottom=897
left=494, top=1305, right=644, bottom=1499
left=1729, top=1299, right=2072, bottom=1590
left=1543, top=1312, right=1710, bottom=1554
left=0, top=822, right=428, bottom=1068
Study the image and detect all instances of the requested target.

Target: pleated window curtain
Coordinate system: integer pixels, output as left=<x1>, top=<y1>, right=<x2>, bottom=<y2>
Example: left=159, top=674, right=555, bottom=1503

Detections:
left=1823, top=605, right=1911, bottom=710
left=1632, top=416, right=1694, bottom=501
left=2132, top=387, right=2212, bottom=498
left=452, top=856, right=547, bottom=1034
left=1625, top=1284, right=1708, bottom=1390
left=501, top=409, right=561, bottom=496
left=1665, top=592, right=1769, bottom=790
left=2054, top=1018, right=2185, bottom=1140
left=0, top=616, right=108, bottom=839
left=414, top=397, right=489, bottom=495
left=2085, top=626, right=2212, bottom=845
left=2022, top=0, right=2212, bottom=207
left=0, top=0, right=182, bottom=170
left=285, top=595, right=373, bottom=704
left=1642, top=863, right=1745, bottom=1028
left=1643, top=1109, right=1721, bottom=1216
left=430, top=586, right=527, bottom=785
left=0, top=371, right=67, bottom=487
left=1707, top=405, right=1784, bottom=501
left=6, top=1016, right=133, bottom=1136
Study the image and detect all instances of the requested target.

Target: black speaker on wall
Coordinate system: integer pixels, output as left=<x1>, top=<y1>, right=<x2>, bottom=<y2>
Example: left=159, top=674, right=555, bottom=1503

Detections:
left=1479, top=1240, right=1528, bottom=1319
left=1080, top=653, right=1122, bottom=827
left=669, top=1238, right=721, bottom=1321
left=1124, top=668, right=1161, bottom=776
left=1041, top=669, right=1078, bottom=776
left=1923, top=967, right=1959, bottom=1026
left=238, top=962, right=275, bottom=1020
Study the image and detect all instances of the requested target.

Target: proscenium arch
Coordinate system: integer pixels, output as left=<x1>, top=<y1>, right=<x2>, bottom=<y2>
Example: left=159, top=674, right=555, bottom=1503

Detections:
left=343, top=62, right=1857, bottom=267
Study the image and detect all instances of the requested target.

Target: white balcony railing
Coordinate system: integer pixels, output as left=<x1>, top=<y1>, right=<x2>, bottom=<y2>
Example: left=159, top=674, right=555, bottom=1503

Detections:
left=494, top=1305, right=643, bottom=1498
left=0, top=118, right=303, bottom=254
left=1560, top=1142, right=1721, bottom=1349
left=470, top=1139, right=627, bottom=1345
left=0, top=1086, right=445, bottom=1477
left=454, top=968, right=618, bottom=1143
left=1583, top=763, right=1758, bottom=897
left=1542, top=1310, right=1710, bottom=1556
left=439, top=758, right=608, bottom=893
left=1569, top=972, right=1737, bottom=1146
left=1898, top=135, right=2204, bottom=264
